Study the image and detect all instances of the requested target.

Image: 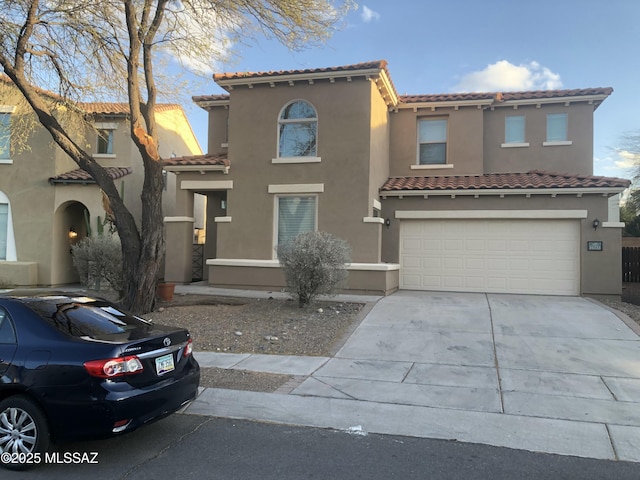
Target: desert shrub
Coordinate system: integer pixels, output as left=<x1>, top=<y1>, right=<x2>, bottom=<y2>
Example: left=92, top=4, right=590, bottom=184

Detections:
left=72, top=235, right=123, bottom=295
left=276, top=231, right=351, bottom=307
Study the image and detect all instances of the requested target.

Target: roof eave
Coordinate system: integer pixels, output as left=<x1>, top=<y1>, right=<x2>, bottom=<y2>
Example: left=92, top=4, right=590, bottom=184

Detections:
left=163, top=165, right=229, bottom=174
left=193, top=98, right=230, bottom=110
left=395, top=99, right=494, bottom=111
left=216, top=67, right=387, bottom=90
left=49, top=179, right=97, bottom=185
left=380, top=186, right=627, bottom=197
left=497, top=93, right=611, bottom=110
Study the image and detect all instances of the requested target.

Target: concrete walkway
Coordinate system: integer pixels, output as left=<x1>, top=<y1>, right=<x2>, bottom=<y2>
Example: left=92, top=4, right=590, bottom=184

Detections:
left=180, top=287, right=640, bottom=462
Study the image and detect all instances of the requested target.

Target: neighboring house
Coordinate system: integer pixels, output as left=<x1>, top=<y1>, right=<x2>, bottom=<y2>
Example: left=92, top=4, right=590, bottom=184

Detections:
left=163, top=60, right=630, bottom=298
left=0, top=81, right=203, bottom=287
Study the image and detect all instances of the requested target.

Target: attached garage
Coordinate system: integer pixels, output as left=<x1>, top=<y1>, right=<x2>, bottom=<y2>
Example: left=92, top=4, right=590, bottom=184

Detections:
left=399, top=218, right=580, bottom=295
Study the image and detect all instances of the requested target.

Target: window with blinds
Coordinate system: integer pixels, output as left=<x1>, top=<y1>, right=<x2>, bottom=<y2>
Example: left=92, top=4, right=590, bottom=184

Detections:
left=546, top=113, right=568, bottom=142
left=277, top=196, right=316, bottom=246
left=505, top=115, right=525, bottom=144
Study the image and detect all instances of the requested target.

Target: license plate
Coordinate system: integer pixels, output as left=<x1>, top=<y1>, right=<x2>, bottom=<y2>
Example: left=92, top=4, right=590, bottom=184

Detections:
left=155, top=353, right=175, bottom=375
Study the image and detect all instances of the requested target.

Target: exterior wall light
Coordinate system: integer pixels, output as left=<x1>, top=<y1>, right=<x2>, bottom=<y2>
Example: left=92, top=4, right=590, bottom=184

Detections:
left=592, top=218, right=600, bottom=230
left=385, top=218, right=391, bottom=227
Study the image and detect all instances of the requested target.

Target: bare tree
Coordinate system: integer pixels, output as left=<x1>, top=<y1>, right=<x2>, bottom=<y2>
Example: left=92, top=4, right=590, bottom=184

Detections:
left=0, top=0, right=354, bottom=313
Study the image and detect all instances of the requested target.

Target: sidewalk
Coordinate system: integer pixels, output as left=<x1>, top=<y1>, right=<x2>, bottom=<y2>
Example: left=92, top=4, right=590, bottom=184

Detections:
left=179, top=286, right=640, bottom=463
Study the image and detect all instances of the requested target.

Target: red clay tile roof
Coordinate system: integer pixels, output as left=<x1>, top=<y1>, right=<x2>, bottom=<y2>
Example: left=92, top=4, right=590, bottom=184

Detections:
left=214, top=60, right=388, bottom=82
left=162, top=153, right=229, bottom=167
left=401, top=92, right=497, bottom=103
left=380, top=171, right=630, bottom=192
left=400, top=88, right=613, bottom=104
left=49, top=166, right=132, bottom=184
left=207, top=60, right=610, bottom=111
left=500, top=88, right=613, bottom=101
left=192, top=94, right=230, bottom=103
left=2, top=77, right=187, bottom=114
left=81, top=103, right=183, bottom=115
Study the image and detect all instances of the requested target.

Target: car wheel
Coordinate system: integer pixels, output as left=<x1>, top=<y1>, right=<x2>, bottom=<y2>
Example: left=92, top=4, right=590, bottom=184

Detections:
left=0, top=395, right=51, bottom=471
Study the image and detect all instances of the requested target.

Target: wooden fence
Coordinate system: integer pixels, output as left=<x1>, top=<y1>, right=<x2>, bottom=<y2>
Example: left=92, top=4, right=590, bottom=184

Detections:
left=623, top=247, right=640, bottom=282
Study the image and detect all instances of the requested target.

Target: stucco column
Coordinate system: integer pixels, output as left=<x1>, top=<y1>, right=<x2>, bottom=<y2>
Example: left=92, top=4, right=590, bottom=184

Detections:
left=164, top=216, right=194, bottom=283
left=163, top=183, right=195, bottom=284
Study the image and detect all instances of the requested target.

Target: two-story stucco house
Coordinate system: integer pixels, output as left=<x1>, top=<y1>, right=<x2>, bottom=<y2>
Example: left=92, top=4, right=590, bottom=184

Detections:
left=163, top=60, right=629, bottom=298
left=0, top=81, right=203, bottom=287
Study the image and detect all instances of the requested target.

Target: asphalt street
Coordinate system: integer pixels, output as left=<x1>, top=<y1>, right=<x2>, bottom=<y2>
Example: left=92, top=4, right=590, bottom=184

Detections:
left=4, top=414, right=639, bottom=480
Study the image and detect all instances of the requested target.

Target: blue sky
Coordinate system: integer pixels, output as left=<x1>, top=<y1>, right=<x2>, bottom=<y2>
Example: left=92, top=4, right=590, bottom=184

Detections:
left=183, top=0, right=640, bottom=181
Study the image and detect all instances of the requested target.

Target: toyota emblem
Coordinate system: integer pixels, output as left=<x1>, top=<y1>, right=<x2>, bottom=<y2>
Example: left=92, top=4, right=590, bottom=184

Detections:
left=163, top=337, right=171, bottom=347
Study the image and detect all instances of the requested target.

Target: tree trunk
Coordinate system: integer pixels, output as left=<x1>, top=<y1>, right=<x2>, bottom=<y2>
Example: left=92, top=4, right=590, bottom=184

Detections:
left=121, top=159, right=165, bottom=314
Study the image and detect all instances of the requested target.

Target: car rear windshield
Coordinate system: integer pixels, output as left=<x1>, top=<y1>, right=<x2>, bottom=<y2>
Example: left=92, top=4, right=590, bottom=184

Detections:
left=25, top=297, right=151, bottom=338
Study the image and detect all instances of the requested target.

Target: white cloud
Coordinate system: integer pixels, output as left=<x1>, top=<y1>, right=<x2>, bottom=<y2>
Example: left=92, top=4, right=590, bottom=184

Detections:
left=361, top=5, right=381, bottom=23
left=615, top=150, right=640, bottom=170
left=593, top=151, right=637, bottom=179
left=453, top=60, right=563, bottom=92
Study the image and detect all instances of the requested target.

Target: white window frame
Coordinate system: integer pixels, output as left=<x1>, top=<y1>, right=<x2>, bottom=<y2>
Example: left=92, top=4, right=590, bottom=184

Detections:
left=544, top=113, right=572, bottom=146
left=0, top=191, right=17, bottom=261
left=0, top=106, right=16, bottom=164
left=502, top=115, right=529, bottom=148
left=273, top=194, right=318, bottom=256
left=417, top=118, right=447, bottom=166
left=273, top=100, right=320, bottom=164
left=94, top=122, right=117, bottom=158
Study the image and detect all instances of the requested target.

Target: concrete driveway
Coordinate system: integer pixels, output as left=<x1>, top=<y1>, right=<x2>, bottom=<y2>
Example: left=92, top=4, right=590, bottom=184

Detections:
left=188, top=290, right=640, bottom=462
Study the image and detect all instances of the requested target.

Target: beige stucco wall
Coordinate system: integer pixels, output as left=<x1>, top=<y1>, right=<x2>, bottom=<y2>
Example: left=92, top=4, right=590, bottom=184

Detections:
left=214, top=79, right=382, bottom=263
left=86, top=111, right=202, bottom=225
left=0, top=98, right=202, bottom=287
left=483, top=103, right=594, bottom=175
left=206, top=107, right=229, bottom=155
left=389, top=106, right=484, bottom=176
left=0, top=124, right=59, bottom=284
left=207, top=263, right=398, bottom=296
left=380, top=193, right=622, bottom=296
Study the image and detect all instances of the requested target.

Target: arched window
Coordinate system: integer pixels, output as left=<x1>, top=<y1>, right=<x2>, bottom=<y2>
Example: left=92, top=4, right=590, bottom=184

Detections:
left=277, top=100, right=317, bottom=158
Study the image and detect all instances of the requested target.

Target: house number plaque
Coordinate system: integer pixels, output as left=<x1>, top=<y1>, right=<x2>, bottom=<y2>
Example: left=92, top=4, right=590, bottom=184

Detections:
left=587, top=241, right=603, bottom=251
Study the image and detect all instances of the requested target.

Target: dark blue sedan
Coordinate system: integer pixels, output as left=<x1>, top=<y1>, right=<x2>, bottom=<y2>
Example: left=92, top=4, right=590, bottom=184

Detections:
left=0, top=292, right=200, bottom=470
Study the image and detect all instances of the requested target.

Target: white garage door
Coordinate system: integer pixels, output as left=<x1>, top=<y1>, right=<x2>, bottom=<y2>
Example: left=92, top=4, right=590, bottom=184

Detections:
left=399, top=219, right=580, bottom=295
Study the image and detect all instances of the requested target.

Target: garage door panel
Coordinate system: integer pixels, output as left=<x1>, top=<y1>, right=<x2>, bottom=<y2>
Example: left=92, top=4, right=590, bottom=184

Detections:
left=402, top=255, right=422, bottom=268
left=465, top=257, right=486, bottom=270
left=444, top=276, right=464, bottom=288
left=487, top=239, right=508, bottom=251
left=465, top=239, right=486, bottom=250
left=486, top=258, right=509, bottom=271
left=423, top=239, right=442, bottom=250
left=399, top=219, right=579, bottom=295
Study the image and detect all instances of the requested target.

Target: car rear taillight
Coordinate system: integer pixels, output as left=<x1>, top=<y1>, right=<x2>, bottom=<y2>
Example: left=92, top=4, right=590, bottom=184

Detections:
left=183, top=338, right=193, bottom=358
left=84, top=356, right=144, bottom=378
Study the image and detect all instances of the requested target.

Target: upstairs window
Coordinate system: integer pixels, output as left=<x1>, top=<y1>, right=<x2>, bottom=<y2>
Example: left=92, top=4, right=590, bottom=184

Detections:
left=278, top=100, right=317, bottom=158
left=94, top=122, right=117, bottom=156
left=505, top=115, right=525, bottom=144
left=97, top=129, right=114, bottom=155
left=418, top=119, right=447, bottom=165
left=546, top=113, right=568, bottom=142
left=0, top=112, right=11, bottom=160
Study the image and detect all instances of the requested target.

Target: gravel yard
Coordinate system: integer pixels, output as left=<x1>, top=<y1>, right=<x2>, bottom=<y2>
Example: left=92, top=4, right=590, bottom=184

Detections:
left=144, top=294, right=366, bottom=392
